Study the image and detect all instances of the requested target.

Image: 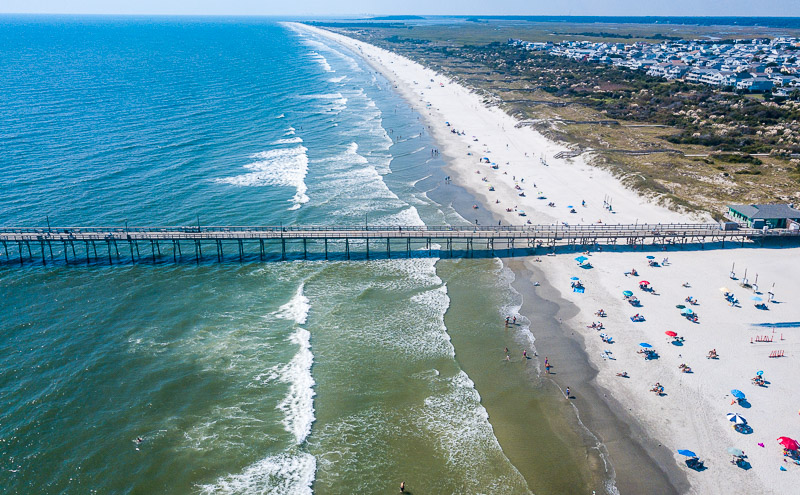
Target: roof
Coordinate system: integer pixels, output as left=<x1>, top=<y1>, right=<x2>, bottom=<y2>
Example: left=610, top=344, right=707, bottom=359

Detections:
left=729, top=204, right=800, bottom=219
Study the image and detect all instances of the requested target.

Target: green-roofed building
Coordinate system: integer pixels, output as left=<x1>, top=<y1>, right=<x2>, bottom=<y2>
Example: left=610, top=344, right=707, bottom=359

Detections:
left=727, top=204, right=800, bottom=229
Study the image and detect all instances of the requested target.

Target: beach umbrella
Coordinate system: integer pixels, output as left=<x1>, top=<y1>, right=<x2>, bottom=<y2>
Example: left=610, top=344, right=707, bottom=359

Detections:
left=751, top=296, right=763, bottom=302
left=778, top=437, right=800, bottom=450
left=731, top=389, right=746, bottom=400
left=719, top=287, right=731, bottom=292
left=727, top=413, right=747, bottom=425
left=677, top=449, right=697, bottom=457
left=639, top=280, right=650, bottom=285
left=575, top=256, right=588, bottom=263
left=623, top=290, right=634, bottom=297
left=639, top=343, right=652, bottom=348
left=727, top=447, right=744, bottom=456
left=756, top=370, right=764, bottom=376
left=681, top=308, right=694, bottom=315
left=570, top=276, right=580, bottom=281
left=665, top=331, right=678, bottom=337
left=675, top=304, right=686, bottom=309
left=646, top=255, right=656, bottom=259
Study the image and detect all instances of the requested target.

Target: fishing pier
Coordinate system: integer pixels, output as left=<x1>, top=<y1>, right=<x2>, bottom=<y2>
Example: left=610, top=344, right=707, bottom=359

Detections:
left=1, top=223, right=798, bottom=266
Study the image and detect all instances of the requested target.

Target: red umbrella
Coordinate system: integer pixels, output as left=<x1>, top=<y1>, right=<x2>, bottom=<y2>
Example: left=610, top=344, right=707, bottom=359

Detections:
left=639, top=280, right=650, bottom=285
left=778, top=437, right=800, bottom=450
left=665, top=331, right=678, bottom=337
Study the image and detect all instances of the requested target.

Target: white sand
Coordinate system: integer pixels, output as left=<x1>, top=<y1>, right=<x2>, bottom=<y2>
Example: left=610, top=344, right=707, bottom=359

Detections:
left=293, top=23, right=800, bottom=494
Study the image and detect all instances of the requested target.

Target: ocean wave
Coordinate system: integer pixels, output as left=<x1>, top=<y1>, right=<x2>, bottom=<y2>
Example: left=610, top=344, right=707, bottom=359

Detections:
left=309, top=52, right=334, bottom=73
left=215, top=146, right=309, bottom=210
left=273, top=137, right=303, bottom=145
left=274, top=284, right=310, bottom=325
left=328, top=76, right=346, bottom=83
left=276, top=113, right=285, bottom=119
left=278, top=327, right=315, bottom=445
left=197, top=452, right=315, bottom=495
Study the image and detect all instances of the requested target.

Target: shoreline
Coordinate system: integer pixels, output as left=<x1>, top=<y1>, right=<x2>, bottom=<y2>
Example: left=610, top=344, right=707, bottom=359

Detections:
left=293, top=22, right=679, bottom=493
left=294, top=22, right=800, bottom=495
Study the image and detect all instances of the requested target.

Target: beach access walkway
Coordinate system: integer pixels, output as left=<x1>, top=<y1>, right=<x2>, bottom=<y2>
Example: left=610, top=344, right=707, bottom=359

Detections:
left=1, top=223, right=798, bottom=265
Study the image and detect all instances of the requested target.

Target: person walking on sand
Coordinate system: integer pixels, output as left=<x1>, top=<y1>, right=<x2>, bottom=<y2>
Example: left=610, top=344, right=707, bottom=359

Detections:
left=565, top=387, right=570, bottom=398
left=400, top=481, right=406, bottom=492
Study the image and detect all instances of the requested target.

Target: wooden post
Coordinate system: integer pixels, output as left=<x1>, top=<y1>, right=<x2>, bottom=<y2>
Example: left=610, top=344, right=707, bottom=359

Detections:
left=135, top=241, right=141, bottom=259
left=114, top=240, right=120, bottom=261
left=303, top=238, right=307, bottom=260
left=194, top=240, right=199, bottom=264
left=151, top=240, right=156, bottom=263
left=18, top=242, right=23, bottom=266
left=281, top=238, right=286, bottom=261
left=2, top=240, right=8, bottom=260
left=238, top=239, right=243, bottom=262
left=345, top=238, right=350, bottom=260
left=173, top=240, right=177, bottom=262
left=156, top=240, right=161, bottom=258
left=324, top=238, right=328, bottom=260
left=365, top=238, right=369, bottom=259
left=107, top=240, right=112, bottom=264
left=26, top=241, right=32, bottom=260
left=176, top=240, right=181, bottom=259
left=63, top=240, right=68, bottom=263
left=387, top=237, right=390, bottom=258
left=259, top=239, right=264, bottom=261
left=40, top=240, right=46, bottom=265
left=93, top=241, right=98, bottom=260
left=85, top=241, right=90, bottom=264
left=216, top=240, right=222, bottom=261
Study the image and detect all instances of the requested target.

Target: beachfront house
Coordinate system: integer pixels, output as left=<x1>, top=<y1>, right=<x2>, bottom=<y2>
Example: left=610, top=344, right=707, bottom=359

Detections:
left=726, top=204, right=800, bottom=229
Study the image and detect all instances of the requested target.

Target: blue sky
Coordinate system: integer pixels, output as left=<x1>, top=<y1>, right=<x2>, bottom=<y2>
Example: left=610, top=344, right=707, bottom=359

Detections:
left=2, top=0, right=799, bottom=16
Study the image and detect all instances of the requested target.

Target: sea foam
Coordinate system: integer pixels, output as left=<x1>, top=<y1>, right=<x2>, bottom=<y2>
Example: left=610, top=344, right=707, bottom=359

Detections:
left=197, top=452, right=315, bottom=495
left=216, top=146, right=309, bottom=210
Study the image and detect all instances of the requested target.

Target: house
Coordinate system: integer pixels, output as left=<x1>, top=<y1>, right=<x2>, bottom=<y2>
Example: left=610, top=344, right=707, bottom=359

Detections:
left=727, top=204, right=800, bottom=229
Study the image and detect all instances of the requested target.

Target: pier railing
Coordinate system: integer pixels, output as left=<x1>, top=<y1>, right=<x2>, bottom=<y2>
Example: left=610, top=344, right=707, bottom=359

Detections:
left=1, top=223, right=797, bottom=266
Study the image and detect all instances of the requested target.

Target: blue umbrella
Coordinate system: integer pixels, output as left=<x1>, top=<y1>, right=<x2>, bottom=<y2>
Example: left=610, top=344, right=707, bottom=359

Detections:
left=731, top=389, right=745, bottom=399
left=623, top=290, right=634, bottom=297
left=677, top=449, right=697, bottom=457
left=751, top=296, right=763, bottom=302
left=639, top=343, right=652, bottom=348
left=570, top=276, right=580, bottom=281
left=575, top=256, right=588, bottom=263
left=727, top=413, right=747, bottom=425
left=756, top=370, right=764, bottom=376
left=681, top=308, right=694, bottom=315
left=646, top=255, right=656, bottom=259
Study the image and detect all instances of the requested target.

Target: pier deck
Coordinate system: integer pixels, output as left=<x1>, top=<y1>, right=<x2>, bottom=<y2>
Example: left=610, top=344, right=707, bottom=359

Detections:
left=1, top=223, right=798, bottom=266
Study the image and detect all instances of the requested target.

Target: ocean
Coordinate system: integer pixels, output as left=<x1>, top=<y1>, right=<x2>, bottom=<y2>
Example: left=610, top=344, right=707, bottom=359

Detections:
left=0, top=16, right=598, bottom=494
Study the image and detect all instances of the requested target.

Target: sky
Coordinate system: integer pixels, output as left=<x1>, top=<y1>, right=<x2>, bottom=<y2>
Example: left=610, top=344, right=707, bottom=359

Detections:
left=2, top=0, right=800, bottom=17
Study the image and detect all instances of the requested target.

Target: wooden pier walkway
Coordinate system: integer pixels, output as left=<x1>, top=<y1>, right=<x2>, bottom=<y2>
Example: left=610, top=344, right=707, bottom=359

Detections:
left=1, top=223, right=798, bottom=266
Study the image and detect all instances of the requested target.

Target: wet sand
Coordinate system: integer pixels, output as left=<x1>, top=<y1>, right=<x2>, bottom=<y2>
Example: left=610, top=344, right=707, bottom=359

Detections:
left=507, top=258, right=689, bottom=495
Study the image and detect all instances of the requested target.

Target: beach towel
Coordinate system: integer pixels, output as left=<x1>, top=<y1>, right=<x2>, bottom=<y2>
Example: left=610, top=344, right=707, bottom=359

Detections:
left=573, top=287, right=585, bottom=293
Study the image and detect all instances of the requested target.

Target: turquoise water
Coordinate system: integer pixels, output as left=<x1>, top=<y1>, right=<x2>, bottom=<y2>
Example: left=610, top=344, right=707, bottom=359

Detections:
left=0, top=17, right=538, bottom=493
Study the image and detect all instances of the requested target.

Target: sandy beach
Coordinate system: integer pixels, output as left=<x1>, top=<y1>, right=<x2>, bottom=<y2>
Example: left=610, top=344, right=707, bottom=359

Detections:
left=294, top=23, right=800, bottom=494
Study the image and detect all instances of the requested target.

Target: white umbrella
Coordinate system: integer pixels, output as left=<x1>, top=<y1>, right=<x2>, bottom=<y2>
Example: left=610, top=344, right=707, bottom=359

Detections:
left=727, top=413, right=747, bottom=425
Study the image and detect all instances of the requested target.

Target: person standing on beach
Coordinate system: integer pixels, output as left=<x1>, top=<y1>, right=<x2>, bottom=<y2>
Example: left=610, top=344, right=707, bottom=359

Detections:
left=565, top=387, right=570, bottom=398
left=400, top=481, right=406, bottom=493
